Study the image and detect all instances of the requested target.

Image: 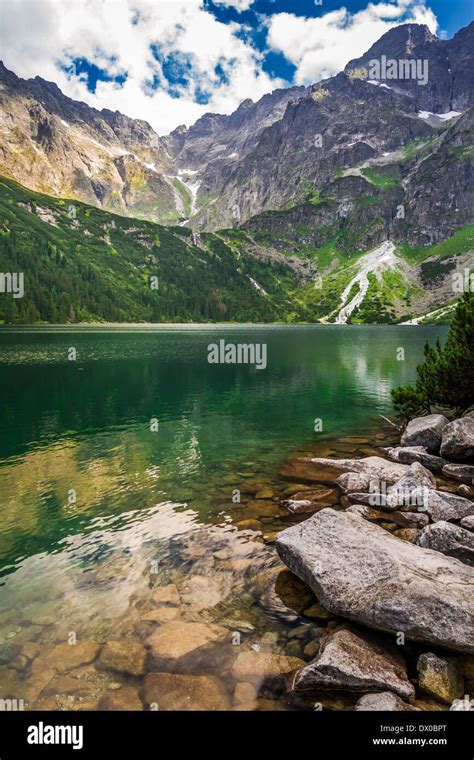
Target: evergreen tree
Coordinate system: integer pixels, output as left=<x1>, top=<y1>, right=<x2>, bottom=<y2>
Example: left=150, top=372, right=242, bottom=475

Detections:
left=392, top=292, right=474, bottom=418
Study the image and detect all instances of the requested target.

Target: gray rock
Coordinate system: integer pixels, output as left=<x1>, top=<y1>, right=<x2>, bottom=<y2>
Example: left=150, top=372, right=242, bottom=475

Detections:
left=292, top=627, right=414, bottom=701
left=416, top=522, right=474, bottom=566
left=412, top=488, right=474, bottom=522
left=386, top=462, right=436, bottom=508
left=314, top=457, right=408, bottom=494
left=440, top=416, right=474, bottom=462
left=276, top=508, right=474, bottom=653
left=401, top=414, right=449, bottom=453
left=442, top=463, right=474, bottom=483
left=460, top=515, right=474, bottom=531
left=354, top=692, right=421, bottom=711
left=386, top=446, right=447, bottom=473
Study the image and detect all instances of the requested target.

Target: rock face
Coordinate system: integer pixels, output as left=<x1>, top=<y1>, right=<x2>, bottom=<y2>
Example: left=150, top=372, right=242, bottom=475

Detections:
left=143, top=672, right=230, bottom=711
left=292, top=627, right=414, bottom=700
left=416, top=522, right=474, bottom=566
left=354, top=692, right=420, bottom=711
left=417, top=653, right=464, bottom=704
left=276, top=508, right=474, bottom=653
left=440, top=416, right=474, bottom=461
left=401, top=415, right=448, bottom=453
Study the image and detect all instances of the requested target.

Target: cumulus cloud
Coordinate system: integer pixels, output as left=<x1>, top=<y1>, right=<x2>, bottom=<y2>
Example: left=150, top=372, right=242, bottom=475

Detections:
left=0, top=0, right=281, bottom=134
left=0, top=0, right=439, bottom=134
left=267, top=0, right=438, bottom=84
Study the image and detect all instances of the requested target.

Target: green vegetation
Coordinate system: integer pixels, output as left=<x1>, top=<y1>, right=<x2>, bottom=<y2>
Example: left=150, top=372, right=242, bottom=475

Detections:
left=171, top=178, right=192, bottom=218
left=361, top=168, right=399, bottom=189
left=0, top=177, right=301, bottom=324
left=392, top=293, right=474, bottom=418
left=399, top=226, right=474, bottom=263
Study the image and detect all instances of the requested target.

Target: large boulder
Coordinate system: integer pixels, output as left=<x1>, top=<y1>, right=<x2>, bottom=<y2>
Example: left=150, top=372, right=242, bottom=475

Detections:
left=412, top=488, right=474, bottom=522
left=442, top=463, right=474, bottom=482
left=440, top=416, right=474, bottom=462
left=276, top=508, right=474, bottom=653
left=385, top=446, right=447, bottom=473
left=312, top=457, right=408, bottom=493
left=416, top=522, right=474, bottom=566
left=291, top=627, right=414, bottom=701
left=401, top=414, right=448, bottom=453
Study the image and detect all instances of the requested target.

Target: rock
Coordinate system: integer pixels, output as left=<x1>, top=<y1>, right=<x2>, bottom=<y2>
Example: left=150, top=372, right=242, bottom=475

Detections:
left=32, top=641, right=100, bottom=674
left=140, top=607, right=179, bottom=623
left=274, top=569, right=314, bottom=613
left=231, top=651, right=304, bottom=679
left=417, top=653, right=464, bottom=704
left=440, top=416, right=474, bottom=461
left=286, top=640, right=302, bottom=657
left=461, top=515, right=474, bottom=531
left=415, top=489, right=474, bottom=522
left=282, top=499, right=326, bottom=514
left=279, top=458, right=344, bottom=485
left=416, top=522, right=474, bottom=566
left=462, top=655, right=474, bottom=681
left=393, top=529, right=420, bottom=543
left=99, top=687, right=143, bottom=711
left=287, top=488, right=339, bottom=504
left=457, top=484, right=472, bottom=497
left=386, top=462, right=436, bottom=507
left=401, top=414, right=448, bottom=453
left=151, top=584, right=180, bottom=606
left=442, top=463, right=474, bottom=483
left=234, top=681, right=258, bottom=704
left=22, top=669, right=56, bottom=703
left=292, top=627, right=414, bottom=701
left=98, top=639, right=147, bottom=676
left=276, top=508, right=474, bottom=653
left=386, top=446, right=447, bottom=473
left=311, top=457, right=408, bottom=492
left=42, top=676, right=92, bottom=697
left=303, top=640, right=321, bottom=659
left=303, top=602, right=332, bottom=621
left=235, top=519, right=261, bottom=531
left=354, top=692, right=421, bottom=711
left=255, top=488, right=275, bottom=499
left=346, top=504, right=429, bottom=529
left=143, top=673, right=230, bottom=711
left=145, top=622, right=228, bottom=663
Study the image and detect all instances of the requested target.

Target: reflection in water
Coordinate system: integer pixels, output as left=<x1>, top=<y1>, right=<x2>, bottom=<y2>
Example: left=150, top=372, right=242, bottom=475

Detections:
left=0, top=326, right=446, bottom=710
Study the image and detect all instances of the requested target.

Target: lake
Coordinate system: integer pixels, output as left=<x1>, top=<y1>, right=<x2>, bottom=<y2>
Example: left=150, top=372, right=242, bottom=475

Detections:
left=0, top=325, right=447, bottom=709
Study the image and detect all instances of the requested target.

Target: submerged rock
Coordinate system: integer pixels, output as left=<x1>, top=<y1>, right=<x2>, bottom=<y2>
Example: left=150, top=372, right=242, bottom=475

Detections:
left=276, top=508, right=474, bottom=653
left=97, top=639, right=147, bottom=676
left=275, top=569, right=314, bottom=613
left=31, top=641, right=100, bottom=674
left=231, top=651, right=304, bottom=679
left=401, top=414, right=448, bottom=453
left=440, top=416, right=474, bottom=462
left=417, top=652, right=464, bottom=704
left=309, top=457, right=407, bottom=491
left=143, top=672, right=230, bottom=711
left=416, top=522, right=474, bottom=566
left=354, top=692, right=420, bottom=711
left=291, top=627, right=414, bottom=701
left=146, top=622, right=229, bottom=663
left=99, top=686, right=143, bottom=711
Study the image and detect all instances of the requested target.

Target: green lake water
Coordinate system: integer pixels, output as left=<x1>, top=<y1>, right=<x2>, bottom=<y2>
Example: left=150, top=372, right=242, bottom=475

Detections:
left=0, top=325, right=447, bottom=709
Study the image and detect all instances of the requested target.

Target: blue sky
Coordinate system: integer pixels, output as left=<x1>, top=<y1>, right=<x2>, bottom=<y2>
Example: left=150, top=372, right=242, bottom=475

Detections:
left=0, top=0, right=472, bottom=133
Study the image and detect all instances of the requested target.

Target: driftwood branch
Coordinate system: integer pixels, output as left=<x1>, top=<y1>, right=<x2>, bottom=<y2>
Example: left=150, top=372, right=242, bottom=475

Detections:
left=379, top=414, right=403, bottom=431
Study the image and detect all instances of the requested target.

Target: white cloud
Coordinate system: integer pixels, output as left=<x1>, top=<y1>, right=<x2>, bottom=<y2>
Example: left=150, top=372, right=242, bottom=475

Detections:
left=0, top=0, right=281, bottom=134
left=212, top=0, right=255, bottom=10
left=0, top=0, right=439, bottom=135
left=267, top=0, right=438, bottom=85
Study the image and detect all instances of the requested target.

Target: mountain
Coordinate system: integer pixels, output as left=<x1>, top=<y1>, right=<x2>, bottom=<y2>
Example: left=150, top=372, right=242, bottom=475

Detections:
left=0, top=21, right=472, bottom=324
